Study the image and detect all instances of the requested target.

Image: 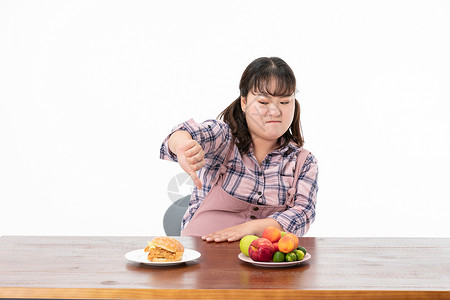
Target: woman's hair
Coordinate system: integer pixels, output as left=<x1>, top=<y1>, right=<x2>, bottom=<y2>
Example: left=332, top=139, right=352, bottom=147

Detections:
left=218, top=57, right=304, bottom=154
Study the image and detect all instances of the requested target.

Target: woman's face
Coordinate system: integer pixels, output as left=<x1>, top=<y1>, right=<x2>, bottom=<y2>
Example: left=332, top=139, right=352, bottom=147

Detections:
left=241, top=79, right=295, bottom=146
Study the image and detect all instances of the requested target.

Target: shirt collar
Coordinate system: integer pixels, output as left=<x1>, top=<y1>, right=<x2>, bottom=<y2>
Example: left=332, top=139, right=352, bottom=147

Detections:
left=248, top=139, right=299, bottom=157
left=272, top=140, right=299, bottom=156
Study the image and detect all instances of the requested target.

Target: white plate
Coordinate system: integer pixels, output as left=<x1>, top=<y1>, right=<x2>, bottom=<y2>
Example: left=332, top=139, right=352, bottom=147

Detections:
left=238, top=252, right=311, bottom=267
left=125, top=248, right=201, bottom=266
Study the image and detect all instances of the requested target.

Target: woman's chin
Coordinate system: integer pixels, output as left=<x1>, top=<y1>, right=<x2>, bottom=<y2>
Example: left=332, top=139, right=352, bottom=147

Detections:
left=261, top=133, right=285, bottom=142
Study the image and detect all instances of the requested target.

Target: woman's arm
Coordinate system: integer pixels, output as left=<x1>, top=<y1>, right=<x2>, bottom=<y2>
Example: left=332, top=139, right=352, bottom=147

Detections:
left=201, top=218, right=283, bottom=242
left=270, top=154, right=319, bottom=237
left=168, top=130, right=205, bottom=189
left=160, top=119, right=233, bottom=189
left=161, top=119, right=231, bottom=160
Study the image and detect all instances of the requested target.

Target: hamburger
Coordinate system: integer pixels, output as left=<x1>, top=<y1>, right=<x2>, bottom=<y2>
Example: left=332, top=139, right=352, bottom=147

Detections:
left=144, top=237, right=184, bottom=262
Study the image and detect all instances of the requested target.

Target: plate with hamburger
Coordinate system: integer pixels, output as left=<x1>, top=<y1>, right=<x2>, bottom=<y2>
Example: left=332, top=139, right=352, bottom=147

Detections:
left=125, top=236, right=201, bottom=266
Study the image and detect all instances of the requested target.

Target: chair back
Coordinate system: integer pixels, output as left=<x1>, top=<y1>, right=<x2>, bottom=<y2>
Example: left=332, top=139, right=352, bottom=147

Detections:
left=163, top=194, right=190, bottom=236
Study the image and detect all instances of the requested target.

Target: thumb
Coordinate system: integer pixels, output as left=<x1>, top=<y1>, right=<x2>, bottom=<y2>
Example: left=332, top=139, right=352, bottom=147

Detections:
left=177, top=149, right=202, bottom=189
left=188, top=170, right=202, bottom=190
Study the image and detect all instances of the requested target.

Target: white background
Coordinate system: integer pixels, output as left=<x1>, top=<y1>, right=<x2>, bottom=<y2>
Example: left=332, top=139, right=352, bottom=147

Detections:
left=1, top=0, right=449, bottom=237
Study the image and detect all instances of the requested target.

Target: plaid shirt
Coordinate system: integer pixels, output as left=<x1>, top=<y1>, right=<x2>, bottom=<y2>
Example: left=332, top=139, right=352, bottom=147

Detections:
left=160, top=118, right=319, bottom=236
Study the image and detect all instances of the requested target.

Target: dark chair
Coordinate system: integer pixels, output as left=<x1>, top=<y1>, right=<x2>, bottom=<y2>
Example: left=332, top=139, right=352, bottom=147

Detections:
left=163, top=194, right=190, bottom=236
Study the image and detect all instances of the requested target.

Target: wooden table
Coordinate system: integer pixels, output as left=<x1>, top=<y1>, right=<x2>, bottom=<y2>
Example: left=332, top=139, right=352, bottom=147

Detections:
left=1, top=236, right=449, bottom=299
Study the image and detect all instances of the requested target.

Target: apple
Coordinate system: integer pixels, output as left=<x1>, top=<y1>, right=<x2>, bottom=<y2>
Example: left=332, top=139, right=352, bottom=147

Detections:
left=272, top=242, right=279, bottom=252
left=248, top=238, right=275, bottom=262
left=239, top=235, right=259, bottom=256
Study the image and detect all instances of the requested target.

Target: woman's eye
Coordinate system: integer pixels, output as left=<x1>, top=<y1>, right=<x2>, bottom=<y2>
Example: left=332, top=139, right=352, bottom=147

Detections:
left=280, top=101, right=290, bottom=105
left=258, top=101, right=268, bottom=105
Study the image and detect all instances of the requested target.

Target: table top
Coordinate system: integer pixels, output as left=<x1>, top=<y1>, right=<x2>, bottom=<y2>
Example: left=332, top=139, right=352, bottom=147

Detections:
left=1, top=236, right=450, bottom=299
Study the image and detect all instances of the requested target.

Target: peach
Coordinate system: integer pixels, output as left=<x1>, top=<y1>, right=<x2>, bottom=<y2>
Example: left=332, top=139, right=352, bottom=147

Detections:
left=278, top=235, right=296, bottom=253
left=285, top=233, right=299, bottom=249
left=262, top=226, right=281, bottom=243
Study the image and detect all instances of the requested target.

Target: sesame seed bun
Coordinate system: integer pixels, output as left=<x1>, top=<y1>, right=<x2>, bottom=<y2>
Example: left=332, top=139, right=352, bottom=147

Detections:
left=144, top=237, right=184, bottom=262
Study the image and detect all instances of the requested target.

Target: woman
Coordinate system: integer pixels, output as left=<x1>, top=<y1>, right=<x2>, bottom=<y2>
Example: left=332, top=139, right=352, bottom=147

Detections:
left=160, top=57, right=318, bottom=242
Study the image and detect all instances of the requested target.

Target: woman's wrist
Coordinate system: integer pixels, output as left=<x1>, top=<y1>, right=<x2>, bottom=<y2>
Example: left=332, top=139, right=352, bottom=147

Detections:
left=168, top=130, right=192, bottom=155
left=251, top=218, right=283, bottom=237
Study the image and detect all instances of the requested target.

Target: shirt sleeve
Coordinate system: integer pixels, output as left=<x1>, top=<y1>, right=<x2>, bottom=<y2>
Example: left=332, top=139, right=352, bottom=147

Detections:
left=160, top=118, right=231, bottom=162
left=269, top=153, right=319, bottom=237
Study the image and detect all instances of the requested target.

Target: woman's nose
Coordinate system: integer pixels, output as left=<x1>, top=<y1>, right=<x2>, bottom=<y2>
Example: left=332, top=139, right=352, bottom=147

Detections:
left=268, top=103, right=281, bottom=116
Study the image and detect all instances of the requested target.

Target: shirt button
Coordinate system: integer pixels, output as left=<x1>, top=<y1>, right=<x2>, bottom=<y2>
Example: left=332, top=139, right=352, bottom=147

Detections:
left=253, top=207, right=259, bottom=211
left=258, top=191, right=262, bottom=196
left=250, top=215, right=257, bottom=220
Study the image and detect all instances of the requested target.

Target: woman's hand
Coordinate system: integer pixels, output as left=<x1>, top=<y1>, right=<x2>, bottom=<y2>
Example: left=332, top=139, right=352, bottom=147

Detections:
left=202, top=218, right=283, bottom=243
left=175, top=139, right=205, bottom=189
left=202, top=223, right=253, bottom=243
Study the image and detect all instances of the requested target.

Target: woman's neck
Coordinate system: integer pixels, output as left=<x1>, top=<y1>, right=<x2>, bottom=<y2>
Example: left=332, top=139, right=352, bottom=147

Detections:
left=252, top=137, right=278, bottom=165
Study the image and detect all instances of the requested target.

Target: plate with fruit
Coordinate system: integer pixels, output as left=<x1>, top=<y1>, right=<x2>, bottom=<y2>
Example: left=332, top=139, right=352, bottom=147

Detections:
left=238, top=252, right=311, bottom=267
left=238, top=226, right=311, bottom=267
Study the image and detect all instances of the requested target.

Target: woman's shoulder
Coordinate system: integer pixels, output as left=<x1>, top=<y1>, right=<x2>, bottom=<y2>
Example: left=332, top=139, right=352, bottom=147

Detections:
left=296, top=147, right=318, bottom=178
left=201, top=119, right=233, bottom=140
left=179, top=118, right=228, bottom=129
left=180, top=118, right=232, bottom=141
left=285, top=142, right=318, bottom=166
left=201, top=119, right=230, bottom=130
left=299, top=147, right=318, bottom=165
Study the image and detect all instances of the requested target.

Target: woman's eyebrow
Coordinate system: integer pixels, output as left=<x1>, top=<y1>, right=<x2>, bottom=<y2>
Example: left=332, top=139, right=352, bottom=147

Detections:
left=254, top=92, right=271, bottom=97
left=256, top=92, right=293, bottom=99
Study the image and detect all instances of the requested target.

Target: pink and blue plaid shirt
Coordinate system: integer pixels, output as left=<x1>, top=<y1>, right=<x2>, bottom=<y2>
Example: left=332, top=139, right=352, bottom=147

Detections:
left=160, top=118, right=319, bottom=236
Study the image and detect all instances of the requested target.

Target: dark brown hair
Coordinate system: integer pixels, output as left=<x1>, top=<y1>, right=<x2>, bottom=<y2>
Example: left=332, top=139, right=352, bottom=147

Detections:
left=218, top=57, right=304, bottom=154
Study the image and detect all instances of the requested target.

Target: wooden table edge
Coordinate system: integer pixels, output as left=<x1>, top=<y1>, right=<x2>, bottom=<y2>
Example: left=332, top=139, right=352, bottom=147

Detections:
left=1, top=287, right=449, bottom=299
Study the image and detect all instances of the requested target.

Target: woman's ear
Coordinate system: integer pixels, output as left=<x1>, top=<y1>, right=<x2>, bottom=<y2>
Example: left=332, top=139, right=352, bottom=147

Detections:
left=240, top=96, right=247, bottom=113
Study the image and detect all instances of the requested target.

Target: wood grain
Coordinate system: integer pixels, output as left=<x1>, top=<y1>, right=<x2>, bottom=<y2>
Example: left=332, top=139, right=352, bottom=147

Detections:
left=1, top=236, right=449, bottom=299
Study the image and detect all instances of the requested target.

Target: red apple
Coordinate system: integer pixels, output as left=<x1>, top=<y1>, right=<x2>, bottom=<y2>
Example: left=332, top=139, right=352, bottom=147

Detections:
left=248, top=238, right=275, bottom=262
left=272, top=242, right=279, bottom=252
